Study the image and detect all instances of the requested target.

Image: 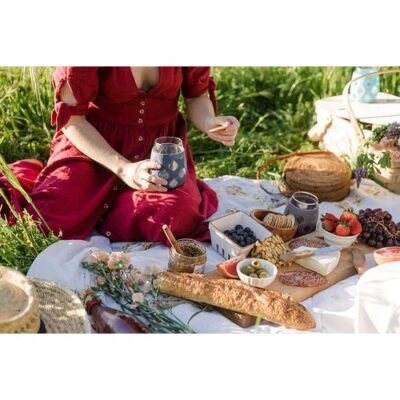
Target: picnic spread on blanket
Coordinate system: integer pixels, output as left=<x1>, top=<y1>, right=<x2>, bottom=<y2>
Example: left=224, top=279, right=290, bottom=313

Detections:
left=24, top=174, right=400, bottom=333
left=2, top=68, right=400, bottom=334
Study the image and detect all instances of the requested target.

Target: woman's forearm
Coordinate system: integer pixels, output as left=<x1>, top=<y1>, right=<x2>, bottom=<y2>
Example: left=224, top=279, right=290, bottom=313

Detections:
left=62, top=116, right=129, bottom=176
left=184, top=94, right=215, bottom=133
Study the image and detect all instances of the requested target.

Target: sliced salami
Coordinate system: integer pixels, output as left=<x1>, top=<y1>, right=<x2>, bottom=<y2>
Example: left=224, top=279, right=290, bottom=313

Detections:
left=278, top=270, right=328, bottom=287
left=288, top=238, right=327, bottom=251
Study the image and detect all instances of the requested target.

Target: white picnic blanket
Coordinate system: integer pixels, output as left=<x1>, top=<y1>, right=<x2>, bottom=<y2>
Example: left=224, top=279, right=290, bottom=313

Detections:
left=27, top=176, right=400, bottom=333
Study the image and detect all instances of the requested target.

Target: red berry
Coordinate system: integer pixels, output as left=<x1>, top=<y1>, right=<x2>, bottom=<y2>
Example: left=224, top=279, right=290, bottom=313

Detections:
left=335, top=222, right=351, bottom=236
left=322, top=219, right=337, bottom=232
left=349, top=219, right=362, bottom=235
left=339, top=209, right=358, bottom=223
left=321, top=213, right=338, bottom=223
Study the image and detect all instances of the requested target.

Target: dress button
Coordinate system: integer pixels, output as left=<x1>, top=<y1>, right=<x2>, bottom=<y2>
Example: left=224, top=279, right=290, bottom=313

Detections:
left=104, top=203, right=109, bottom=209
left=134, top=155, right=139, bottom=160
left=138, top=136, right=144, bottom=141
left=139, top=109, right=145, bottom=114
left=140, top=101, right=146, bottom=106
left=113, top=185, right=119, bottom=191
left=138, top=118, right=143, bottom=124
left=106, top=231, right=112, bottom=237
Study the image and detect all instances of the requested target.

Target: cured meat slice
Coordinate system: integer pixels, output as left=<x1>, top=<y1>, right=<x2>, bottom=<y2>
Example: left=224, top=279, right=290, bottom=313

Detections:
left=288, top=238, right=327, bottom=251
left=278, top=270, right=328, bottom=287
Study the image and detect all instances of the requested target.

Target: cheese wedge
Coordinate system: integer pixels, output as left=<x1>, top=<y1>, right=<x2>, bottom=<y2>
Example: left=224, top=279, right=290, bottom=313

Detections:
left=293, top=246, right=340, bottom=276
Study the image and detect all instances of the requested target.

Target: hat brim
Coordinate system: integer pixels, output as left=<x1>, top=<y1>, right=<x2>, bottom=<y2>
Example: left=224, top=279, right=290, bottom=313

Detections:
left=30, top=279, right=92, bottom=334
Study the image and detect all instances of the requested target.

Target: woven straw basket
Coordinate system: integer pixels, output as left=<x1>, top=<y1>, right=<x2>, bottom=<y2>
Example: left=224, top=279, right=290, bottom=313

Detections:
left=256, top=150, right=351, bottom=202
left=343, top=68, right=400, bottom=194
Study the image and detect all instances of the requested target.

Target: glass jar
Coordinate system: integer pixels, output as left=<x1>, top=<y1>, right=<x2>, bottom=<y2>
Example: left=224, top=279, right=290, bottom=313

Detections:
left=285, top=191, right=319, bottom=236
left=167, top=239, right=207, bottom=274
left=150, top=136, right=187, bottom=190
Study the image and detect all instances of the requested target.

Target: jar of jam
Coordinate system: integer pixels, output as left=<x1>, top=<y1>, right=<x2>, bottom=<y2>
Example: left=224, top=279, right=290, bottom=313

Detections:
left=167, top=239, right=207, bottom=274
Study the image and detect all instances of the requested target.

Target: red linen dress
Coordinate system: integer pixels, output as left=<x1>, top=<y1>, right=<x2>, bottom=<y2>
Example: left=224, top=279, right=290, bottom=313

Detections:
left=0, top=67, right=219, bottom=245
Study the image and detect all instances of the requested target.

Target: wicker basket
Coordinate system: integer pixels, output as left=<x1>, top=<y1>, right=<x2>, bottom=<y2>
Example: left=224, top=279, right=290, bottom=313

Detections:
left=343, top=68, right=400, bottom=194
left=250, top=209, right=298, bottom=242
left=256, top=150, right=351, bottom=202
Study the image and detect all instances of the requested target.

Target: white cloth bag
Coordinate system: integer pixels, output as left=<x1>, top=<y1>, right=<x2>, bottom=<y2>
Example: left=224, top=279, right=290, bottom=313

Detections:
left=355, top=262, right=400, bottom=333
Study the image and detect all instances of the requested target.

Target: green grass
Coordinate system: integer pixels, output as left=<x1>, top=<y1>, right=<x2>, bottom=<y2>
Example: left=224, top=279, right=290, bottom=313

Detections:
left=1, top=66, right=400, bottom=179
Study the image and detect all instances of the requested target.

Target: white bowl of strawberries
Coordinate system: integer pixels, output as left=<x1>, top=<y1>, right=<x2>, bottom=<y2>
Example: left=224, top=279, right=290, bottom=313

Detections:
left=319, top=209, right=363, bottom=248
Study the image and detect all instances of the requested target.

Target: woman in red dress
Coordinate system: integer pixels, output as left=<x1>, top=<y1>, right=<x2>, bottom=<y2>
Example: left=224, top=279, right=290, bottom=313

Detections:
left=1, top=67, right=239, bottom=245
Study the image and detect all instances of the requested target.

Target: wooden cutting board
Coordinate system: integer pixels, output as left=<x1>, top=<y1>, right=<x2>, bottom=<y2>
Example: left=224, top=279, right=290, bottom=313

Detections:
left=206, top=245, right=371, bottom=328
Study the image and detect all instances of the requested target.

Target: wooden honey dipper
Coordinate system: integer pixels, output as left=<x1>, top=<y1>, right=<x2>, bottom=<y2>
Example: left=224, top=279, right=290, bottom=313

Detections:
left=162, top=225, right=184, bottom=255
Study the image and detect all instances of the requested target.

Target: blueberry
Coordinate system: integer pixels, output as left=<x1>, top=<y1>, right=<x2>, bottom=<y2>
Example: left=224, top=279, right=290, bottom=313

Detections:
left=231, top=234, right=240, bottom=242
left=244, top=227, right=252, bottom=233
left=239, top=241, right=246, bottom=247
left=224, top=230, right=230, bottom=235
left=237, top=229, right=244, bottom=235
left=245, top=237, right=253, bottom=245
left=235, top=225, right=243, bottom=230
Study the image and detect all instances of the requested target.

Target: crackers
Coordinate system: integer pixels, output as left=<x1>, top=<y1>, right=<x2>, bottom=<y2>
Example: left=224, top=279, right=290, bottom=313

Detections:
left=263, top=213, right=296, bottom=229
left=250, top=235, right=291, bottom=268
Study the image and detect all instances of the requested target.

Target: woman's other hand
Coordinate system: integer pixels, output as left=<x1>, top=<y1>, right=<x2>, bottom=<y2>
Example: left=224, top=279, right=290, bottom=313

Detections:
left=120, top=160, right=168, bottom=192
left=205, top=116, right=240, bottom=147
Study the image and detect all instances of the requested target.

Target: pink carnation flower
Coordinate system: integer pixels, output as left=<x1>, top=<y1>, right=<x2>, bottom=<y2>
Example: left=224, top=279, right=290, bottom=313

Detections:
left=380, top=137, right=397, bottom=150
left=144, top=265, right=163, bottom=276
left=107, top=251, right=131, bottom=270
left=390, top=150, right=400, bottom=162
left=370, top=141, right=383, bottom=151
left=127, top=292, right=145, bottom=309
left=84, top=250, right=110, bottom=265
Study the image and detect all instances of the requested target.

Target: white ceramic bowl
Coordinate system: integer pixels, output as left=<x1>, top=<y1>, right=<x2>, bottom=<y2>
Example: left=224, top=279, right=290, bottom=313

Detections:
left=237, top=258, right=277, bottom=289
left=320, top=226, right=359, bottom=248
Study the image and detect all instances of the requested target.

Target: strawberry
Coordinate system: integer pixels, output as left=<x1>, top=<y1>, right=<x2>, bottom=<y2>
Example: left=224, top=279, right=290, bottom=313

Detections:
left=335, top=222, right=351, bottom=236
left=339, top=208, right=358, bottom=222
left=349, top=219, right=362, bottom=235
left=322, top=219, right=337, bottom=232
left=321, top=213, right=338, bottom=223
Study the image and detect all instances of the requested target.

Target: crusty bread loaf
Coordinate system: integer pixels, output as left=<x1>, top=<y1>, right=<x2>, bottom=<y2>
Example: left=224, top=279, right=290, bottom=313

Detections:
left=158, top=272, right=316, bottom=331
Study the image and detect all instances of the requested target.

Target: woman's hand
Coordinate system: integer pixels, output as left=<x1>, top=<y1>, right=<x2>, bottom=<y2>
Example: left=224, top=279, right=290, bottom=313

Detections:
left=205, top=116, right=240, bottom=147
left=120, top=160, right=168, bottom=192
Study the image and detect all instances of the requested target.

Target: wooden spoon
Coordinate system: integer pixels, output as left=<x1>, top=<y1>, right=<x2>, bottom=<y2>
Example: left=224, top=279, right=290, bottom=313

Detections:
left=162, top=225, right=184, bottom=255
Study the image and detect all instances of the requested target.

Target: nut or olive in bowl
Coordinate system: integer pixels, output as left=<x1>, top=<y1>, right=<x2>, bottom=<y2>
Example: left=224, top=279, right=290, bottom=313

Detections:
left=237, top=258, right=277, bottom=289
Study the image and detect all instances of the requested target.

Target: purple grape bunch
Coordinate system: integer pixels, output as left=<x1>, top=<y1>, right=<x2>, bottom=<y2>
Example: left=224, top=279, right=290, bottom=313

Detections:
left=358, top=208, right=400, bottom=248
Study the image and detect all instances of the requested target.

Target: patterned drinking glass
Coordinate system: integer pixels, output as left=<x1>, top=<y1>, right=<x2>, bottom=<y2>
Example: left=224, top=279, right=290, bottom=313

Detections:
left=150, top=136, right=187, bottom=190
left=285, top=191, right=319, bottom=236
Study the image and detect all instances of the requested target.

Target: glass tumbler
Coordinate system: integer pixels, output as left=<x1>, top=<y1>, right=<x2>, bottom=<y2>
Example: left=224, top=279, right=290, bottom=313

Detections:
left=285, top=191, right=319, bottom=236
left=150, top=136, right=187, bottom=190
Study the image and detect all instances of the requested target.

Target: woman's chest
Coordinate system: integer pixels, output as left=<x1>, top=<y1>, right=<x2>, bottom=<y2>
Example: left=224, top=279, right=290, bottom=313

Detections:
left=97, top=67, right=183, bottom=103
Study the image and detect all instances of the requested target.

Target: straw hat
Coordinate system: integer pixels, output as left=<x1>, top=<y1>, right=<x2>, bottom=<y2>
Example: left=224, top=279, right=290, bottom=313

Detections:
left=0, top=266, right=91, bottom=333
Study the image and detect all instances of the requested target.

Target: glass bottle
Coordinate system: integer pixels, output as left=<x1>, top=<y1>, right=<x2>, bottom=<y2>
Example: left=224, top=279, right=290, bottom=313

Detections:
left=85, top=300, right=148, bottom=333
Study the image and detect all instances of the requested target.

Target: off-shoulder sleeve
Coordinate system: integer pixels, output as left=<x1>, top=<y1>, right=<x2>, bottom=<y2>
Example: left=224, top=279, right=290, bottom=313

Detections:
left=51, top=67, right=99, bottom=132
left=181, top=67, right=218, bottom=114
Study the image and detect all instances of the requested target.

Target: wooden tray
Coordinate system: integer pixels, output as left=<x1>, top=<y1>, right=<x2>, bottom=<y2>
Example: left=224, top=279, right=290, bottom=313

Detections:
left=206, top=244, right=371, bottom=328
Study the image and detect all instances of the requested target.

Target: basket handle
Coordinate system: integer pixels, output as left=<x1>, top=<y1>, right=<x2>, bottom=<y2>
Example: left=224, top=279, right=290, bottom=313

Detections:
left=256, top=150, right=332, bottom=188
left=342, top=68, right=400, bottom=141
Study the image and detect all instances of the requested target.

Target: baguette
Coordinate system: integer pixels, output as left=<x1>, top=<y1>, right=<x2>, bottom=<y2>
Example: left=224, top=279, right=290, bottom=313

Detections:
left=158, top=272, right=316, bottom=331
